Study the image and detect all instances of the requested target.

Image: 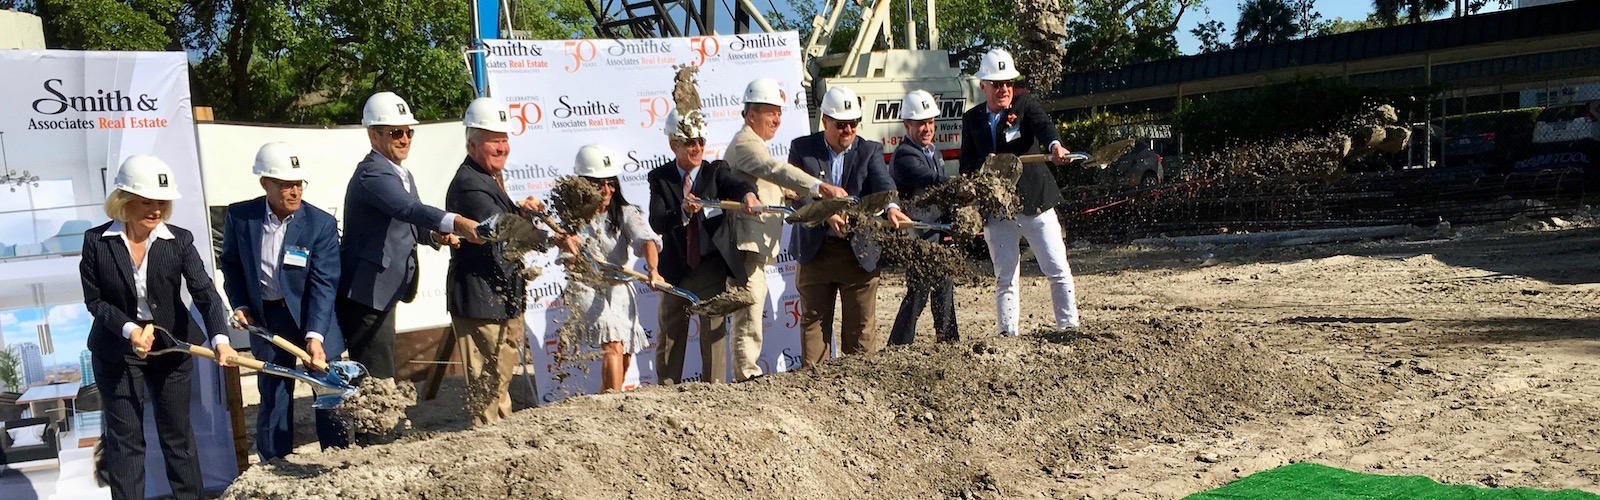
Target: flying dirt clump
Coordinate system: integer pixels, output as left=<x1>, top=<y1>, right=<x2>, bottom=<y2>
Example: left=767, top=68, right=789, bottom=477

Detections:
left=909, top=156, right=1021, bottom=240
left=1189, top=103, right=1412, bottom=181
left=858, top=221, right=985, bottom=288
left=547, top=176, right=604, bottom=234
left=334, top=377, right=417, bottom=436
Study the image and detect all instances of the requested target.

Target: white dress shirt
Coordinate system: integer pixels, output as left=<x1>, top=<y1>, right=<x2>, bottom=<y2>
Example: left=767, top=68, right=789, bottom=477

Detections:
left=217, top=202, right=324, bottom=346
left=108, top=222, right=175, bottom=340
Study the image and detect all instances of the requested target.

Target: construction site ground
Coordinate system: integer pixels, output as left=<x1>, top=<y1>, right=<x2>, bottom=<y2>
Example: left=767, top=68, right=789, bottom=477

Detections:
left=227, top=212, right=1600, bottom=499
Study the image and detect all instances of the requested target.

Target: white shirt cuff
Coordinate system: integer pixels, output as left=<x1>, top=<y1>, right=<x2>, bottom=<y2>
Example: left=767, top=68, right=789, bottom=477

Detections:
left=808, top=180, right=823, bottom=198
left=305, top=331, right=325, bottom=342
left=212, top=334, right=230, bottom=346
left=886, top=202, right=901, bottom=213
left=121, top=322, right=140, bottom=339
left=439, top=212, right=459, bottom=234
left=1048, top=140, right=1063, bottom=153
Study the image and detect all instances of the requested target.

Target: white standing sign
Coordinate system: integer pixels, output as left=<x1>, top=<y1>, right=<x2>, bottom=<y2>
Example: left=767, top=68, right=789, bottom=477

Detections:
left=0, top=49, right=236, bottom=498
left=485, top=33, right=809, bottom=400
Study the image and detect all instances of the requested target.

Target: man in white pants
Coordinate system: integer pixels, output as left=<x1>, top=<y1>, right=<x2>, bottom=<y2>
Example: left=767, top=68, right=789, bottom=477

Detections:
left=957, top=48, right=1080, bottom=335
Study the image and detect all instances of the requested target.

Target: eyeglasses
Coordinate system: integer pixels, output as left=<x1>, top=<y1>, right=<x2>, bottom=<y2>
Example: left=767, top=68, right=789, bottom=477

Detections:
left=986, top=80, right=1017, bottom=89
left=678, top=137, right=706, bottom=147
left=271, top=180, right=305, bottom=191
left=383, top=128, right=415, bottom=140
left=584, top=177, right=618, bottom=190
left=831, top=119, right=861, bottom=129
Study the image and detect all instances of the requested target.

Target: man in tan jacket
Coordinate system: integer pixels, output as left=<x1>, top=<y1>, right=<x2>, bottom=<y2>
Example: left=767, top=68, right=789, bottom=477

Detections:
left=723, top=77, right=847, bottom=381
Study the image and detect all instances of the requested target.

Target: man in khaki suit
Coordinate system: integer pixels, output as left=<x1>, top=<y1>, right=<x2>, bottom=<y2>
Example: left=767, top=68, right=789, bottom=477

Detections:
left=723, top=77, right=847, bottom=381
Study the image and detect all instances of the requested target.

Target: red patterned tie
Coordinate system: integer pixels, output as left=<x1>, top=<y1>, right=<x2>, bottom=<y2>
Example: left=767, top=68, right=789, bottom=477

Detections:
left=685, top=170, right=701, bottom=269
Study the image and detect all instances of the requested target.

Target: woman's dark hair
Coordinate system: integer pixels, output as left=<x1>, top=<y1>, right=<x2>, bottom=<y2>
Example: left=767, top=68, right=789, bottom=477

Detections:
left=585, top=176, right=628, bottom=235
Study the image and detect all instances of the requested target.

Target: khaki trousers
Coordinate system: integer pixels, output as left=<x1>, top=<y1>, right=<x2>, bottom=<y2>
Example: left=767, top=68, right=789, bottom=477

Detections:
left=729, top=251, right=771, bottom=381
left=797, top=238, right=880, bottom=368
left=453, top=315, right=524, bottom=426
left=656, top=262, right=730, bottom=384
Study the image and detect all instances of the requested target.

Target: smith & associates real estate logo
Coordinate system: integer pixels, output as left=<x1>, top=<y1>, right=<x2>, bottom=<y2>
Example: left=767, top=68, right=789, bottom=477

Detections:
left=724, top=33, right=793, bottom=61
left=485, top=42, right=549, bottom=71
left=602, top=39, right=677, bottom=68
left=550, top=95, right=625, bottom=130
left=27, top=78, right=168, bottom=131
left=621, top=149, right=674, bottom=173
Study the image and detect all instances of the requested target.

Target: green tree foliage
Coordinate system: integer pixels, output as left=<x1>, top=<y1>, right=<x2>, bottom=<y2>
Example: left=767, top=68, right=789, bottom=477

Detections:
left=1234, top=0, right=1299, bottom=47
left=1372, top=0, right=1450, bottom=25
left=6, top=0, right=593, bottom=125
left=1315, top=15, right=1390, bottom=36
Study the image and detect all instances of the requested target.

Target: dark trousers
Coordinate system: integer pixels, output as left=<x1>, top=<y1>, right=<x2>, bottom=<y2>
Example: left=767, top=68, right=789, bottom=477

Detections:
left=889, top=275, right=958, bottom=344
left=252, top=299, right=349, bottom=460
left=797, top=238, right=880, bottom=368
left=656, top=258, right=730, bottom=384
left=338, top=297, right=397, bottom=379
left=94, top=351, right=204, bottom=500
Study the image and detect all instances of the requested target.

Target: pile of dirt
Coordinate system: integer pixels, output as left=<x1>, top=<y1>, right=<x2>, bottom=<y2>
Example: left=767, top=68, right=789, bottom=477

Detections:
left=225, top=314, right=1355, bottom=499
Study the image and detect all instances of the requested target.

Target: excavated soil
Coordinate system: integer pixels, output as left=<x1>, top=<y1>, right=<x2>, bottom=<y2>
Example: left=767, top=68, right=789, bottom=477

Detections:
left=547, top=176, right=604, bottom=234
left=229, top=212, right=1600, bottom=498
left=334, top=378, right=417, bottom=436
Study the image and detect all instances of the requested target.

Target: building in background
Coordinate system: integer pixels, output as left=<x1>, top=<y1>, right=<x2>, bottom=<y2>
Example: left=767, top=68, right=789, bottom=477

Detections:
left=13, top=342, right=44, bottom=386
left=78, top=349, right=94, bottom=386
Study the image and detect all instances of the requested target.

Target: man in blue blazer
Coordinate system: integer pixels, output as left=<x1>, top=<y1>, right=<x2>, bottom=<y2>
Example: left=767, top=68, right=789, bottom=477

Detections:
left=337, top=92, right=483, bottom=380
left=888, top=90, right=959, bottom=345
left=787, top=86, right=910, bottom=368
left=218, top=142, right=348, bottom=459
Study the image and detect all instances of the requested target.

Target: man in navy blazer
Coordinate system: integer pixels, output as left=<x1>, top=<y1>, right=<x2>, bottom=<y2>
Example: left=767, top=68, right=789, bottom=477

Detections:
left=787, top=86, right=910, bottom=368
left=218, top=142, right=348, bottom=459
left=888, top=90, right=959, bottom=345
left=337, top=92, right=483, bottom=381
left=647, top=108, right=759, bottom=384
left=958, top=49, right=1082, bottom=337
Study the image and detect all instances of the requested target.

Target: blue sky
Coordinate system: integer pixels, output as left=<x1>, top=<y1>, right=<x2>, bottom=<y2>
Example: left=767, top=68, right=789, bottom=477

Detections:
left=1, top=304, right=92, bottom=372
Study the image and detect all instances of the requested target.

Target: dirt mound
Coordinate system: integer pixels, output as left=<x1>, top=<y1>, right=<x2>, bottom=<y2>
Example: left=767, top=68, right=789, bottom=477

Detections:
left=225, top=315, right=1354, bottom=499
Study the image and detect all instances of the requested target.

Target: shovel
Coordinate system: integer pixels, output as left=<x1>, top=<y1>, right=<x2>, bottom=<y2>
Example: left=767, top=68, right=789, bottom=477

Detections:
left=474, top=212, right=548, bottom=245
left=784, top=197, right=855, bottom=226
left=1016, top=138, right=1131, bottom=168
left=874, top=219, right=954, bottom=232
left=141, top=325, right=360, bottom=409
left=588, top=258, right=753, bottom=317
left=232, top=322, right=369, bottom=389
left=713, top=200, right=795, bottom=216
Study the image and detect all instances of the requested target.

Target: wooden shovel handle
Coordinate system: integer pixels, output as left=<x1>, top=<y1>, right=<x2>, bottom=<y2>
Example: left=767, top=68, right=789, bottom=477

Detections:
left=266, top=334, right=328, bottom=371
left=606, top=262, right=674, bottom=290
left=1017, top=153, right=1050, bottom=163
left=185, top=344, right=267, bottom=371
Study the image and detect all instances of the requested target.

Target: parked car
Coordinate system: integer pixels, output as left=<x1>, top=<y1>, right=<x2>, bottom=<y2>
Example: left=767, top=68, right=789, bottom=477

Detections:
left=1441, top=125, right=1498, bottom=164
left=1533, top=101, right=1600, bottom=145
left=1099, top=142, right=1164, bottom=187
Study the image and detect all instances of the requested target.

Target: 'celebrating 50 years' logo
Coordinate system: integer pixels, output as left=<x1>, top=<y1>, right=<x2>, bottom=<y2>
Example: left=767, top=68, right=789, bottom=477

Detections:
left=506, top=100, right=543, bottom=135
left=563, top=40, right=598, bottom=73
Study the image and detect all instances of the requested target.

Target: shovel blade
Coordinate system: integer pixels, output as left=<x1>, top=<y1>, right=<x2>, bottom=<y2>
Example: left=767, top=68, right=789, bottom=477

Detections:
left=475, top=213, right=545, bottom=246
left=853, top=190, right=897, bottom=216
left=688, top=287, right=755, bottom=317
left=980, top=154, right=1024, bottom=184
left=785, top=197, right=854, bottom=226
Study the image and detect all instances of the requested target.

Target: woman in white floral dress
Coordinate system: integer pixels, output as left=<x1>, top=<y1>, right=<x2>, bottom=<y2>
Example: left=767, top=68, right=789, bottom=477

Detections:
left=562, top=144, right=662, bottom=392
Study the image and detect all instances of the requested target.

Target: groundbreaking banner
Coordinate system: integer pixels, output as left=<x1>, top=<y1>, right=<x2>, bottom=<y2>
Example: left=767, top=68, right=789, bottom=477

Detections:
left=485, top=33, right=809, bottom=400
left=0, top=50, right=236, bottom=497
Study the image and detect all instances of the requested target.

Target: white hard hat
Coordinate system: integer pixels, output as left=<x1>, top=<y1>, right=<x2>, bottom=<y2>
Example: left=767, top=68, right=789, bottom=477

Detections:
left=252, top=142, right=307, bottom=181
left=362, top=91, right=419, bottom=127
left=463, top=97, right=513, bottom=134
left=574, top=144, right=621, bottom=178
left=743, top=78, right=786, bottom=106
left=974, top=48, right=1022, bottom=81
left=113, top=155, right=181, bottom=201
left=664, top=108, right=707, bottom=140
left=819, top=86, right=862, bottom=121
left=900, top=90, right=940, bottom=120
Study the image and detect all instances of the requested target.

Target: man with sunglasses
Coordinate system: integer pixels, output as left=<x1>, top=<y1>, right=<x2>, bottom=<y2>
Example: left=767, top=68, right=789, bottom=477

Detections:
left=647, top=108, right=760, bottom=384
left=959, top=48, right=1081, bottom=337
left=218, top=142, right=349, bottom=458
left=338, top=91, right=485, bottom=386
left=723, top=78, right=848, bottom=381
left=787, top=86, right=911, bottom=367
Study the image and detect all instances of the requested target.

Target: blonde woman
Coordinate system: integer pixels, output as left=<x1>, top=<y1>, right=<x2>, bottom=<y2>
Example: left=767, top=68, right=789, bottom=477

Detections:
left=79, top=155, right=227, bottom=500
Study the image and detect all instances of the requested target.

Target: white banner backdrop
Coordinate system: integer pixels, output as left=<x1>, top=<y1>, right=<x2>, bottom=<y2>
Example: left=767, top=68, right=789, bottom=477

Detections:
left=0, top=49, right=236, bottom=498
left=485, top=33, right=809, bottom=400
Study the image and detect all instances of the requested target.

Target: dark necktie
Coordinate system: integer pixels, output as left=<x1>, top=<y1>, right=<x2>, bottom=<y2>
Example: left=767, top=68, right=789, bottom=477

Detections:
left=684, top=170, right=701, bottom=269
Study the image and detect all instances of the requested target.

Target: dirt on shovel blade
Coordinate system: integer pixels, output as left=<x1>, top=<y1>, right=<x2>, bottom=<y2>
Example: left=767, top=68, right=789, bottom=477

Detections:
left=687, top=286, right=755, bottom=316
left=334, top=377, right=418, bottom=436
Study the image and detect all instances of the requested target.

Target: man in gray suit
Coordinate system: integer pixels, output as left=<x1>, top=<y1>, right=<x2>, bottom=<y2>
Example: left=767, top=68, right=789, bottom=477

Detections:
left=786, top=86, right=909, bottom=367
left=337, top=91, right=483, bottom=381
left=722, top=78, right=847, bottom=380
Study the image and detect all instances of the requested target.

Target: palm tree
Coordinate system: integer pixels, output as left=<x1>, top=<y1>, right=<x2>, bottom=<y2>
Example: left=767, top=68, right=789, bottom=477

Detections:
left=1373, top=0, right=1451, bottom=25
left=1235, top=0, right=1300, bottom=47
